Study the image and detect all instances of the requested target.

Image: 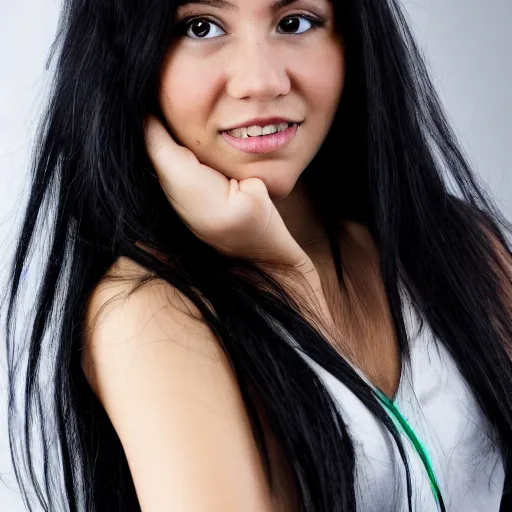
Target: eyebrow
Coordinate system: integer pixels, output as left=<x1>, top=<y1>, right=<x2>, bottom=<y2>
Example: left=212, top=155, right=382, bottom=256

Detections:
left=179, top=0, right=300, bottom=11
left=179, top=0, right=237, bottom=9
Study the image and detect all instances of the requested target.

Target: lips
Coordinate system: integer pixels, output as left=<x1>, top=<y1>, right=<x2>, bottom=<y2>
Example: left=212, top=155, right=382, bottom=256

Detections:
left=220, top=122, right=300, bottom=154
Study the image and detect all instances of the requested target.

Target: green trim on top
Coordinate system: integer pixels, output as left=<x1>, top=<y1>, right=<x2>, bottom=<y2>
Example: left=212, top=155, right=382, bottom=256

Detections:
left=374, top=389, right=446, bottom=512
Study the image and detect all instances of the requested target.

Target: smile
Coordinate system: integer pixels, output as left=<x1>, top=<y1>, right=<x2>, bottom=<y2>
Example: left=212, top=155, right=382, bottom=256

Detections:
left=220, top=122, right=301, bottom=154
left=226, top=122, right=291, bottom=139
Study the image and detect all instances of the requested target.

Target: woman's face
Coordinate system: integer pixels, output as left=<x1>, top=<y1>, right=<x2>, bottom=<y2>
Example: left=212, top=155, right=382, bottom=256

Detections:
left=159, top=0, right=344, bottom=201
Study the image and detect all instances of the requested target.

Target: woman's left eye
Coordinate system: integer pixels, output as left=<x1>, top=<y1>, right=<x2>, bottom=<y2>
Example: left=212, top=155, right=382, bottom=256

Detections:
left=276, top=15, right=322, bottom=35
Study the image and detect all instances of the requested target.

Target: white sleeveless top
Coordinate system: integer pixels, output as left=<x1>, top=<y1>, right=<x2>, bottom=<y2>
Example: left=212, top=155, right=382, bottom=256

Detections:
left=290, top=297, right=506, bottom=511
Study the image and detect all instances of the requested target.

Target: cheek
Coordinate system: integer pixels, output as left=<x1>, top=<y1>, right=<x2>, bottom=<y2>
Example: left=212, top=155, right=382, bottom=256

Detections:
left=159, top=54, right=221, bottom=139
left=301, top=42, right=345, bottom=121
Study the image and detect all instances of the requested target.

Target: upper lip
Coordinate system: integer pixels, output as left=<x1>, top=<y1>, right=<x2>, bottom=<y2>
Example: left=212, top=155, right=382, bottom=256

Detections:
left=220, top=117, right=302, bottom=132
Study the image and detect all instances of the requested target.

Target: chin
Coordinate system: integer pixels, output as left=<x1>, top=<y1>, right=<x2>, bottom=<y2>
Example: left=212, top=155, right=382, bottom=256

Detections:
left=265, top=182, right=294, bottom=201
left=249, top=172, right=298, bottom=202
left=229, top=160, right=301, bottom=201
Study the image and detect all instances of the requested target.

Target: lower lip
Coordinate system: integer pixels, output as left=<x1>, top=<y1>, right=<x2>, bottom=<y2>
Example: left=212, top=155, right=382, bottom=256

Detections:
left=220, top=123, right=300, bottom=154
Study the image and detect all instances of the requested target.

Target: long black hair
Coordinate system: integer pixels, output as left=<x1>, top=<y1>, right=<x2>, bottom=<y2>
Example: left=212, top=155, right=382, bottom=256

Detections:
left=4, top=0, right=512, bottom=510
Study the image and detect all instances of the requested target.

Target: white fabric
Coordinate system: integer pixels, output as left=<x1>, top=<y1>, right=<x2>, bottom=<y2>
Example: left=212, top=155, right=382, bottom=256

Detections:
left=293, top=297, right=506, bottom=511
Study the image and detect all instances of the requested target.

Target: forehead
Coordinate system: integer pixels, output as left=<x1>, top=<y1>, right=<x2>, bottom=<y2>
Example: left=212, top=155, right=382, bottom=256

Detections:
left=177, top=0, right=332, bottom=12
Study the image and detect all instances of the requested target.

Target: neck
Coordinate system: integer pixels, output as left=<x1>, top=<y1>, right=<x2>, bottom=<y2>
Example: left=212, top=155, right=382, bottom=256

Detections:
left=274, top=178, right=328, bottom=251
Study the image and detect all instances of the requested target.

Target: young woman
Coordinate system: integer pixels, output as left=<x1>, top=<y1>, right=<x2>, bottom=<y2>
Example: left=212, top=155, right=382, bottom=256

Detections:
left=5, top=0, right=512, bottom=510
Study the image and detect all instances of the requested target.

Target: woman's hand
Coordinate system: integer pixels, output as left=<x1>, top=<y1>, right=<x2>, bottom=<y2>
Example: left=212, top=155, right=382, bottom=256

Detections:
left=144, top=115, right=335, bottom=339
left=144, top=115, right=311, bottom=271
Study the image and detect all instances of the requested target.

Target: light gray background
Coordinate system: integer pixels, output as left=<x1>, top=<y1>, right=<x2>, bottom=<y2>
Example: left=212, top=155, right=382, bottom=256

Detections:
left=1, top=0, right=510, bottom=510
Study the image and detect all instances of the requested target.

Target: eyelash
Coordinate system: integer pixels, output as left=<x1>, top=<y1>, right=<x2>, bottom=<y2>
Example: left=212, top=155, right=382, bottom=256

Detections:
left=177, top=13, right=326, bottom=40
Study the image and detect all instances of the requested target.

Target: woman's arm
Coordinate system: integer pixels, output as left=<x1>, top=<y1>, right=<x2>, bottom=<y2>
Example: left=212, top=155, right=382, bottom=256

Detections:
left=82, top=262, right=275, bottom=512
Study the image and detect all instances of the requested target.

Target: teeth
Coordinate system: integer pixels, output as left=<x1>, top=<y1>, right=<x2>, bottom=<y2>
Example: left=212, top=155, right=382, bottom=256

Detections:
left=227, top=122, right=291, bottom=138
left=262, top=125, right=277, bottom=135
left=229, top=128, right=243, bottom=138
left=247, top=125, right=263, bottom=137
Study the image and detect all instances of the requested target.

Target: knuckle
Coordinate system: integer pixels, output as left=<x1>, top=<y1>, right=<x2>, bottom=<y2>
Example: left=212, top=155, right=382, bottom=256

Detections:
left=239, top=177, right=264, bottom=194
left=150, top=143, right=172, bottom=168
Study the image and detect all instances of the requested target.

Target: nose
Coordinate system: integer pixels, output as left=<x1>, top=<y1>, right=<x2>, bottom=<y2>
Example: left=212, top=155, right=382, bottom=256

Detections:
left=226, top=38, right=291, bottom=101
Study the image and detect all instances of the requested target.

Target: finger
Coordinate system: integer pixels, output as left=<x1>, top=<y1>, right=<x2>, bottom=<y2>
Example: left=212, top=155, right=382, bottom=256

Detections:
left=144, top=115, right=230, bottom=213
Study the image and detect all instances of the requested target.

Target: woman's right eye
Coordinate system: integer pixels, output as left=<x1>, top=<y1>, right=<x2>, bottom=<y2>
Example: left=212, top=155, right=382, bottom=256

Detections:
left=184, top=18, right=226, bottom=39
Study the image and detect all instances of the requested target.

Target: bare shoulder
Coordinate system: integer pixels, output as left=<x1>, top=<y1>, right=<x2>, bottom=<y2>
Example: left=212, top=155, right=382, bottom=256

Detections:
left=82, top=256, right=219, bottom=398
left=82, top=256, right=274, bottom=511
left=83, top=255, right=208, bottom=371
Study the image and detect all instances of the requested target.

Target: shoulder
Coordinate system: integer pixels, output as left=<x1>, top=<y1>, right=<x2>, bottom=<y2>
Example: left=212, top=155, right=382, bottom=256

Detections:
left=82, top=256, right=232, bottom=426
left=83, top=256, right=207, bottom=390
left=81, top=256, right=274, bottom=511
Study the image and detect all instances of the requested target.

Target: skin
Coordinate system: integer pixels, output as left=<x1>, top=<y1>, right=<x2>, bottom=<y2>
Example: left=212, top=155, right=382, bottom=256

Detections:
left=158, top=0, right=345, bottom=243
left=153, top=0, right=400, bottom=391
left=143, top=0, right=403, bottom=403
